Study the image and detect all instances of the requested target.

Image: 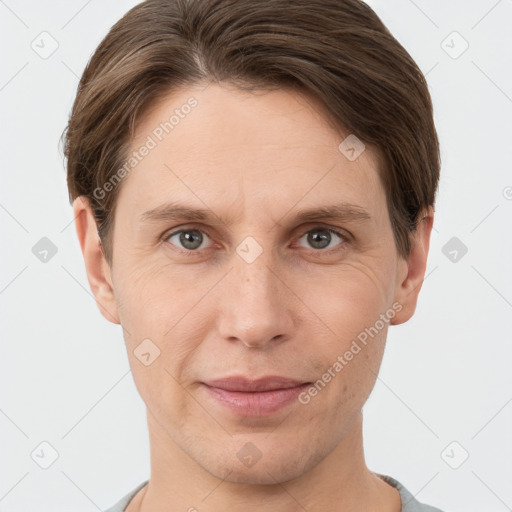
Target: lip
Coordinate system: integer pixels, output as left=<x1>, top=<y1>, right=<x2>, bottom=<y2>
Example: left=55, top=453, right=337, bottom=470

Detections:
left=203, top=376, right=308, bottom=392
left=201, top=376, right=311, bottom=416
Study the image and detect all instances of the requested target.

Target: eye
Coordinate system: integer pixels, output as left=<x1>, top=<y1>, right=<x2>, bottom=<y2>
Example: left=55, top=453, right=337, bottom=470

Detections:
left=296, top=227, right=347, bottom=251
left=165, top=228, right=212, bottom=252
left=162, top=225, right=348, bottom=255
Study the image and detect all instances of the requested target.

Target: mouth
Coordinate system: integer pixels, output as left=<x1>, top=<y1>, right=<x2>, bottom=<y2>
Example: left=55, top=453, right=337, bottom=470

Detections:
left=200, top=376, right=312, bottom=416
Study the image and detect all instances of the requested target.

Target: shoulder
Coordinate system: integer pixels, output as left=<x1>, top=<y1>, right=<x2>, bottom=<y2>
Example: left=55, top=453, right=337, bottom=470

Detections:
left=377, top=473, right=446, bottom=512
left=103, top=480, right=149, bottom=512
left=105, top=476, right=447, bottom=512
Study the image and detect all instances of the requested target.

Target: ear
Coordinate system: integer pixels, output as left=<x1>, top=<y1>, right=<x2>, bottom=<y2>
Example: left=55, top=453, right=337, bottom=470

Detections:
left=72, top=196, right=120, bottom=324
left=390, top=206, right=434, bottom=325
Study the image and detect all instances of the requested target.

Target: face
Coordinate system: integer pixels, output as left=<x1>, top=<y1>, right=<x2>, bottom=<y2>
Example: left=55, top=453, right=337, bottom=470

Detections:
left=81, top=83, right=426, bottom=485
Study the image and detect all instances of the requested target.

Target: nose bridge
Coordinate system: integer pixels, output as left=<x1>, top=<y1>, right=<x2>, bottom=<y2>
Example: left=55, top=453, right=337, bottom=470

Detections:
left=235, top=247, right=277, bottom=302
left=216, top=238, right=293, bottom=348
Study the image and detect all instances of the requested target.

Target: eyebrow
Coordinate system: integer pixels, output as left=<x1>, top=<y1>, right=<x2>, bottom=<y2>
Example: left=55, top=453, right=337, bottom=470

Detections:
left=139, top=201, right=371, bottom=227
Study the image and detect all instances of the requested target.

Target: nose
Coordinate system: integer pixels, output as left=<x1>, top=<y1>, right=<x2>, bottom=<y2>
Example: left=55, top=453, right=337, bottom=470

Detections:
left=215, top=249, right=296, bottom=350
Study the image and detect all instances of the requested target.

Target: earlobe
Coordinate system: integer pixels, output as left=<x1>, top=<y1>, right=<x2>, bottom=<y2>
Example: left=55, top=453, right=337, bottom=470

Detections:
left=72, top=196, right=120, bottom=325
left=390, top=207, right=434, bottom=326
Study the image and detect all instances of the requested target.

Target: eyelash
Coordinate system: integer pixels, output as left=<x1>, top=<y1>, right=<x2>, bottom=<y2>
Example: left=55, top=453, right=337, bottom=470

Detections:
left=161, top=225, right=350, bottom=256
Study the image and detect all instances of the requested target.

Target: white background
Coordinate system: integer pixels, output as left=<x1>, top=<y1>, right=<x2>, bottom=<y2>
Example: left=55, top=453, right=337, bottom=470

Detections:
left=1, top=0, right=511, bottom=510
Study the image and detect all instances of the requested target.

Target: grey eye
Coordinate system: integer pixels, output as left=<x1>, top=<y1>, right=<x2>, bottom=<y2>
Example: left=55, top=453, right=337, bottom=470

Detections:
left=167, top=229, right=210, bottom=251
left=298, top=228, right=344, bottom=250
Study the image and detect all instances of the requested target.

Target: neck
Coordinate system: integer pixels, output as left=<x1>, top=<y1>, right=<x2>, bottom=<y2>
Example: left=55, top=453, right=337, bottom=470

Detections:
left=129, top=411, right=401, bottom=512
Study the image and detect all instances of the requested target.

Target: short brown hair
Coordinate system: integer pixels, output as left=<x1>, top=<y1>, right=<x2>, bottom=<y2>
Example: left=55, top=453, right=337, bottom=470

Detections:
left=63, top=0, right=440, bottom=264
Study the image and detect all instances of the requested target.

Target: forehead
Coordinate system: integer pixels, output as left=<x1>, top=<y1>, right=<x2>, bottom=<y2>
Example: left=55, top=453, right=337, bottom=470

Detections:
left=116, top=83, right=385, bottom=220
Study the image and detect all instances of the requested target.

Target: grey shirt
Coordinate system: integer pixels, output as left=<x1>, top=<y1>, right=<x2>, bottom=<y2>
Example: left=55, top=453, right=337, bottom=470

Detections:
left=104, top=474, right=445, bottom=511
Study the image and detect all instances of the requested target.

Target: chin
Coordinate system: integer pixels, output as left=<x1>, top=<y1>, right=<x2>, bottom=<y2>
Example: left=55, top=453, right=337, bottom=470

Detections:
left=202, top=444, right=321, bottom=486
left=216, top=464, right=303, bottom=486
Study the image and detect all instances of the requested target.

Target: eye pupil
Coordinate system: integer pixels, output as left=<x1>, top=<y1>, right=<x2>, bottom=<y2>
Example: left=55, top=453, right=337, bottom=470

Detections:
left=168, top=227, right=343, bottom=254
left=180, top=230, right=203, bottom=250
left=308, top=229, right=331, bottom=249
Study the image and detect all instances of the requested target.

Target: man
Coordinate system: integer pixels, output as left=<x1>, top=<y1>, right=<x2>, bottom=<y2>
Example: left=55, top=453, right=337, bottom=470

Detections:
left=64, top=0, right=444, bottom=510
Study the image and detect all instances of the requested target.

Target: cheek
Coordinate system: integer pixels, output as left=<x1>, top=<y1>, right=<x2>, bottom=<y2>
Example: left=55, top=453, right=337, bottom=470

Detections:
left=113, top=261, right=207, bottom=394
left=114, top=258, right=189, bottom=331
left=298, top=262, right=394, bottom=341
left=129, top=356, right=193, bottom=437
left=294, top=259, right=394, bottom=406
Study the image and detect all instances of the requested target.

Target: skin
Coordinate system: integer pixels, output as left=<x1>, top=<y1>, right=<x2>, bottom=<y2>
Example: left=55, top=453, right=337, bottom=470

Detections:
left=73, top=83, right=433, bottom=511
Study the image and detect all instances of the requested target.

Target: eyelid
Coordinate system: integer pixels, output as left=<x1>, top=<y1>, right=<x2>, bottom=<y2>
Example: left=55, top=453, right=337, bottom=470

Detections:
left=161, top=222, right=352, bottom=252
left=296, top=223, right=351, bottom=240
left=162, top=225, right=215, bottom=249
left=294, top=225, right=350, bottom=253
left=162, top=223, right=213, bottom=238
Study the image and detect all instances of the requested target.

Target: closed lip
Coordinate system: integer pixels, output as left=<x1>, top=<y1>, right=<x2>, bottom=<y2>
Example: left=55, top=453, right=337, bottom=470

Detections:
left=202, top=376, right=310, bottom=392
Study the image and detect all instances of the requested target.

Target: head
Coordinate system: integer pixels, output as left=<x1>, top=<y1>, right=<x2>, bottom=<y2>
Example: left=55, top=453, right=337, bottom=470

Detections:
left=64, top=0, right=439, bottom=485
